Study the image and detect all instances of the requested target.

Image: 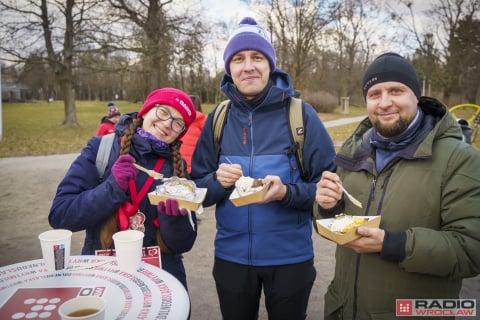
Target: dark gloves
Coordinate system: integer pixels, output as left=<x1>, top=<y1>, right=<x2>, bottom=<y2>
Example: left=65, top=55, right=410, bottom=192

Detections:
left=111, top=154, right=137, bottom=192
left=157, top=199, right=197, bottom=253
left=158, top=199, right=188, bottom=216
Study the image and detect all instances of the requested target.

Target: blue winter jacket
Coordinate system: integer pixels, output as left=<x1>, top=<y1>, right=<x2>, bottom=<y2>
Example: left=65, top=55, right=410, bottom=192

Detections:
left=49, top=112, right=197, bottom=289
left=191, top=69, right=336, bottom=266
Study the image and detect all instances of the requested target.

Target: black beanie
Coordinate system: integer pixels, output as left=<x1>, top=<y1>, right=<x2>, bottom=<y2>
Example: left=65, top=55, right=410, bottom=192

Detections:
left=362, top=52, right=421, bottom=100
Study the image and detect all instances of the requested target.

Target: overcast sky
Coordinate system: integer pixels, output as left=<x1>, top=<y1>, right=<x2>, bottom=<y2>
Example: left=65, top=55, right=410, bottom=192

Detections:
left=200, top=0, right=253, bottom=22
left=199, top=0, right=434, bottom=24
left=196, top=0, right=436, bottom=73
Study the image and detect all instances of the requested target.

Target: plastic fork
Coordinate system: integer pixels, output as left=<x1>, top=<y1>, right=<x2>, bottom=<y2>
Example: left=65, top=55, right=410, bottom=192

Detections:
left=336, top=182, right=363, bottom=208
left=133, top=163, right=164, bottom=180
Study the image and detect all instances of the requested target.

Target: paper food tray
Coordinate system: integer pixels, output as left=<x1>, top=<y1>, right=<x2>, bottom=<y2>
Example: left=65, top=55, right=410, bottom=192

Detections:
left=316, top=215, right=381, bottom=245
left=229, top=184, right=269, bottom=207
left=148, top=188, right=207, bottom=211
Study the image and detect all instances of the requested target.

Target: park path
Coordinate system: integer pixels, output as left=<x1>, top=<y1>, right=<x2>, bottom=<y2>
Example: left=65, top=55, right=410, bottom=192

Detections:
left=323, top=115, right=366, bottom=128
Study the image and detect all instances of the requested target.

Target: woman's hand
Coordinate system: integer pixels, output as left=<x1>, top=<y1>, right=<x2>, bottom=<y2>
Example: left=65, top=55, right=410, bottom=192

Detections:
left=157, top=199, right=187, bottom=216
left=111, top=154, right=137, bottom=192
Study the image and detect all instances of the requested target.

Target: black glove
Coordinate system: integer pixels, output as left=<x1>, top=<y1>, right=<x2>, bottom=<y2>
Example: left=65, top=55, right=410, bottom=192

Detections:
left=157, top=199, right=197, bottom=253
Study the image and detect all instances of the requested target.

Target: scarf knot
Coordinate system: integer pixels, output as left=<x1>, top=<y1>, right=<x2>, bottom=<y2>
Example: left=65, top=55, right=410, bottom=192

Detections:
left=370, top=109, right=424, bottom=172
left=136, top=128, right=169, bottom=150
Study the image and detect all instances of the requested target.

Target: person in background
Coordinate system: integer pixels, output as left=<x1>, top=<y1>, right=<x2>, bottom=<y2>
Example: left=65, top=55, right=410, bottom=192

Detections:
left=49, top=88, right=198, bottom=290
left=180, top=94, right=206, bottom=173
left=96, top=102, right=121, bottom=136
left=314, top=52, right=480, bottom=319
left=191, top=17, right=336, bottom=320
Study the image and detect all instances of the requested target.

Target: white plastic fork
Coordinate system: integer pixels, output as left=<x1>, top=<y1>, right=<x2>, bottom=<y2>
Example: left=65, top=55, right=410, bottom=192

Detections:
left=336, top=182, right=363, bottom=208
left=133, top=163, right=164, bottom=180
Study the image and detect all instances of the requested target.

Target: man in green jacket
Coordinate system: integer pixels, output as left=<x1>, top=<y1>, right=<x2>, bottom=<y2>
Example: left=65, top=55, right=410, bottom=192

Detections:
left=314, top=52, right=480, bottom=319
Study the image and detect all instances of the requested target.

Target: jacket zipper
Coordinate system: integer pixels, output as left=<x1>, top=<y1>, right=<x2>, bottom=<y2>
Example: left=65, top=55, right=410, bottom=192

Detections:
left=352, top=253, right=361, bottom=320
left=248, top=111, right=253, bottom=263
left=353, top=176, right=377, bottom=319
left=364, top=177, right=377, bottom=215
left=377, top=169, right=394, bottom=215
left=352, top=169, right=394, bottom=318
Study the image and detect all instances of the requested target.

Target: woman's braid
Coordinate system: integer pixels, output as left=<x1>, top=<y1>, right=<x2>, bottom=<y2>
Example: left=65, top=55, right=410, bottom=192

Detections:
left=120, top=118, right=142, bottom=155
left=100, top=117, right=142, bottom=249
left=100, top=117, right=186, bottom=250
left=171, top=142, right=185, bottom=178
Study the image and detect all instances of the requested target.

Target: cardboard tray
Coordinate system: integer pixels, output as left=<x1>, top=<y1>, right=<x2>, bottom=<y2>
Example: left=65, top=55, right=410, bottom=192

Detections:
left=229, top=183, right=269, bottom=207
left=316, top=215, right=381, bottom=245
left=147, top=188, right=207, bottom=211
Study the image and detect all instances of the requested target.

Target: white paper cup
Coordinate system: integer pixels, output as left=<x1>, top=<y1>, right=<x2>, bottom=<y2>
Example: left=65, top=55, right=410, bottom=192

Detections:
left=112, top=230, right=144, bottom=273
left=58, top=296, right=105, bottom=320
left=38, top=229, right=72, bottom=271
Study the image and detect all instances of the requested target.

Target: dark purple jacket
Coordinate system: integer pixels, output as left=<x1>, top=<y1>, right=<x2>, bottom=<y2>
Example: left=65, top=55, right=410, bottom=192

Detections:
left=49, top=112, right=197, bottom=289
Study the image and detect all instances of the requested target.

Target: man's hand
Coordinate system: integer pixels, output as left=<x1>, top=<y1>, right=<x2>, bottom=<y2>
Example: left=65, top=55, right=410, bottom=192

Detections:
left=315, top=171, right=342, bottom=209
left=261, top=175, right=287, bottom=203
left=344, top=227, right=385, bottom=253
left=216, top=163, right=242, bottom=188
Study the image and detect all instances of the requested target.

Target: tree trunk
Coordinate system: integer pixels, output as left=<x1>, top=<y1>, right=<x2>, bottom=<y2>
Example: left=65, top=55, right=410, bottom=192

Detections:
left=60, top=79, right=78, bottom=127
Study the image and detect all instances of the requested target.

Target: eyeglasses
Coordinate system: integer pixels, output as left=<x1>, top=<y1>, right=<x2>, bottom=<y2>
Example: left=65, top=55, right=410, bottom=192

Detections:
left=154, top=105, right=186, bottom=134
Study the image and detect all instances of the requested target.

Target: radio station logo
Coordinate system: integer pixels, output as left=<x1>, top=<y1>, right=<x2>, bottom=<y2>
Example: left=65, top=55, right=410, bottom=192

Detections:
left=396, top=299, right=476, bottom=317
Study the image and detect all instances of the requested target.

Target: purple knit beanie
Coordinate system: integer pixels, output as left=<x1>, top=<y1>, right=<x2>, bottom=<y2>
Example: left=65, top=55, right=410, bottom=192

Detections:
left=223, top=17, right=276, bottom=75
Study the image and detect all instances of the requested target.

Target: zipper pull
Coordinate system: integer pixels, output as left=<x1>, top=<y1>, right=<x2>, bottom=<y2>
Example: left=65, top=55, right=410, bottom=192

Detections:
left=370, top=178, right=377, bottom=200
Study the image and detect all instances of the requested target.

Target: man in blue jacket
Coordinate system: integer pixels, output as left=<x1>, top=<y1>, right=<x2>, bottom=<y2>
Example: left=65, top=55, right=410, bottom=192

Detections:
left=191, top=17, right=336, bottom=320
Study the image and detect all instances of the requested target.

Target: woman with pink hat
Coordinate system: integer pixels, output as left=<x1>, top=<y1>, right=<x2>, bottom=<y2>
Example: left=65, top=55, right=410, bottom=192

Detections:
left=49, top=88, right=198, bottom=291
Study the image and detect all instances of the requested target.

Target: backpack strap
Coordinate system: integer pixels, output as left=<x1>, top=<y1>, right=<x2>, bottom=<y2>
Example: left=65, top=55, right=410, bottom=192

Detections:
left=96, top=133, right=115, bottom=182
left=212, top=100, right=231, bottom=162
left=212, top=97, right=306, bottom=179
left=287, top=97, right=306, bottom=180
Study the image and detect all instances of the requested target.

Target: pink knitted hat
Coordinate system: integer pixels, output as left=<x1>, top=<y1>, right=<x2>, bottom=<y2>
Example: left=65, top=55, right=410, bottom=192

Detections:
left=137, top=88, right=196, bottom=137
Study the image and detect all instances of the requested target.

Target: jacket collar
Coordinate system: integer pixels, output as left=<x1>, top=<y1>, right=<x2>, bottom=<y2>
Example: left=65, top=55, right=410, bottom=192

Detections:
left=220, top=68, right=296, bottom=111
left=335, top=96, right=462, bottom=172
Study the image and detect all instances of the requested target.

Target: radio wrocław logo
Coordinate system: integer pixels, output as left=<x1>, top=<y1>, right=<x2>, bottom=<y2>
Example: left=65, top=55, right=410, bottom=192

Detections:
left=396, top=299, right=476, bottom=317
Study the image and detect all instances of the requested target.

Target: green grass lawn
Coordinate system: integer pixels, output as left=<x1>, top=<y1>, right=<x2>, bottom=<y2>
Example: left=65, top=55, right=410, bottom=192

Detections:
left=0, top=100, right=477, bottom=157
left=0, top=100, right=142, bottom=157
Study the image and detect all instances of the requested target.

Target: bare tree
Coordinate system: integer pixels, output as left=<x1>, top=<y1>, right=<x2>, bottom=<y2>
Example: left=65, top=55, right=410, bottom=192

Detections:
left=329, top=0, right=379, bottom=99
left=432, top=0, right=480, bottom=102
left=389, top=0, right=479, bottom=103
left=0, top=0, right=99, bottom=127
left=448, top=16, right=480, bottom=102
left=106, top=0, right=206, bottom=97
left=19, top=52, right=57, bottom=100
left=263, top=0, right=332, bottom=90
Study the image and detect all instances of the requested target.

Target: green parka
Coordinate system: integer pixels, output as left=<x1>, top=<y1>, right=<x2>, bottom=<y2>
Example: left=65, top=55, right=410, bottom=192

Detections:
left=314, top=97, right=480, bottom=319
